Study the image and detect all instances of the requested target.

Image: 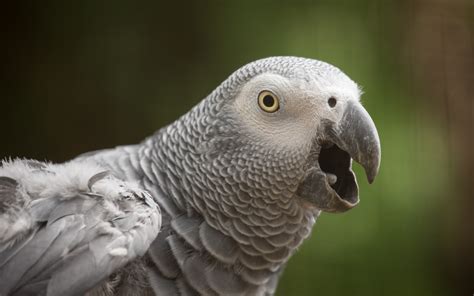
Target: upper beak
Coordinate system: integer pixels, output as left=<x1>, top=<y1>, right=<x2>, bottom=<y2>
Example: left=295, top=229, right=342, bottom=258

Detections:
left=329, top=100, right=381, bottom=183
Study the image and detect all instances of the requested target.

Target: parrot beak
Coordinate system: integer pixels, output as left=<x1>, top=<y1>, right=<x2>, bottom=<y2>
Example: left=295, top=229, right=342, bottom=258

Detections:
left=297, top=101, right=380, bottom=213
left=329, top=101, right=381, bottom=184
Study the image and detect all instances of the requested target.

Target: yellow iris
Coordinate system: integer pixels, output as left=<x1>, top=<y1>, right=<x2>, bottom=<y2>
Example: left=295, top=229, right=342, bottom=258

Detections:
left=258, top=91, right=279, bottom=113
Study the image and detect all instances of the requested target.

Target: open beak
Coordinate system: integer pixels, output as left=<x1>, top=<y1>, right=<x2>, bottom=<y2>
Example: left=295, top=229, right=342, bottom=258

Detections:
left=297, top=101, right=381, bottom=213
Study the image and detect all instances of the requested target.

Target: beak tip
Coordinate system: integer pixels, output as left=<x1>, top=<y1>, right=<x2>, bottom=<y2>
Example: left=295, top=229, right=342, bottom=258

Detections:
left=367, top=174, right=376, bottom=184
left=364, top=158, right=380, bottom=184
left=366, top=171, right=377, bottom=184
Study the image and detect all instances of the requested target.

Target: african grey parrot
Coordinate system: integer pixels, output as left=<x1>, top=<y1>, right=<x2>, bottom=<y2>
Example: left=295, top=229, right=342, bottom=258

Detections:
left=0, top=56, right=381, bottom=296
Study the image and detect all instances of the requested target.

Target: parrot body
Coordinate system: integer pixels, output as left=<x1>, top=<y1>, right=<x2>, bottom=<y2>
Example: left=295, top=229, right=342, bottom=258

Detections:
left=0, top=57, right=381, bottom=295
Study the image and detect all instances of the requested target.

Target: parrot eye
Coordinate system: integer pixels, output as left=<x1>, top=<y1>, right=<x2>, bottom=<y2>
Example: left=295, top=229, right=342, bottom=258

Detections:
left=258, top=91, right=280, bottom=113
left=328, top=97, right=337, bottom=108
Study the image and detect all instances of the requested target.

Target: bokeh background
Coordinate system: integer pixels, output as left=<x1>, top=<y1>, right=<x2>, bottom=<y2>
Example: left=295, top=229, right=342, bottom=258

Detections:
left=1, top=0, right=472, bottom=295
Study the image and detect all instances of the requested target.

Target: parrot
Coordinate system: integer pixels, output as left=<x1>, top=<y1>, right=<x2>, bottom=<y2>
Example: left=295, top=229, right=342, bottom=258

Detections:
left=0, top=56, right=381, bottom=296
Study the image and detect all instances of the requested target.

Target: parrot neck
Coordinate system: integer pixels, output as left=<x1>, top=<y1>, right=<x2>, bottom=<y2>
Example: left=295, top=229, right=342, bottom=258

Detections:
left=128, top=101, right=321, bottom=293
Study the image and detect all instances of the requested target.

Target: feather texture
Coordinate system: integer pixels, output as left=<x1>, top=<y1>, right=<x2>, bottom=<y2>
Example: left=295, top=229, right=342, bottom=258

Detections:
left=0, top=159, right=161, bottom=296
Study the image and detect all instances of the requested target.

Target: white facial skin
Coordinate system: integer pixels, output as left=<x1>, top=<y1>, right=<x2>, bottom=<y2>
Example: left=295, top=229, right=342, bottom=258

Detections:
left=232, top=72, right=361, bottom=151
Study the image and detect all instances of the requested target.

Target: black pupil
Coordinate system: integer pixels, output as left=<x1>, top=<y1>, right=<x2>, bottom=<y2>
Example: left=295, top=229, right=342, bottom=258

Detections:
left=263, top=95, right=275, bottom=107
left=328, top=97, right=337, bottom=107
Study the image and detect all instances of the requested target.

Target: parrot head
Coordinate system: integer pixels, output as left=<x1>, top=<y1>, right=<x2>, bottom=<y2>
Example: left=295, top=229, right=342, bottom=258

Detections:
left=202, top=56, right=381, bottom=213
left=153, top=56, right=382, bottom=278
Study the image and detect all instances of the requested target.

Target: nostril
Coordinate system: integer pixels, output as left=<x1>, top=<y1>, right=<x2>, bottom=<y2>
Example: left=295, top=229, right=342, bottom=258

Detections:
left=328, top=97, right=337, bottom=108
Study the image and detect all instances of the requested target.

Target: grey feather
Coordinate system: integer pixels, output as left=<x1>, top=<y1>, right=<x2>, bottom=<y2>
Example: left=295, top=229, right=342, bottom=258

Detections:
left=181, top=255, right=217, bottom=296
left=1, top=218, right=64, bottom=294
left=176, top=277, right=200, bottom=296
left=147, top=266, right=179, bottom=295
left=0, top=176, right=18, bottom=208
left=0, top=229, right=37, bottom=267
left=240, top=267, right=274, bottom=286
left=148, top=232, right=180, bottom=278
left=199, top=221, right=239, bottom=265
left=166, top=234, right=188, bottom=268
left=0, top=160, right=161, bottom=296
left=171, top=215, right=203, bottom=251
left=205, top=262, right=254, bottom=295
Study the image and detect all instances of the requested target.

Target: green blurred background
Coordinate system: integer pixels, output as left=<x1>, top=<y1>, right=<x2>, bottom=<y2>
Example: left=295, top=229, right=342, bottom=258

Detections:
left=1, top=1, right=472, bottom=295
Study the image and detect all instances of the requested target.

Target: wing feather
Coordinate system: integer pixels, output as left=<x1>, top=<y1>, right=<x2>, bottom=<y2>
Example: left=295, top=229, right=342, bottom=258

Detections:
left=0, top=159, right=161, bottom=296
